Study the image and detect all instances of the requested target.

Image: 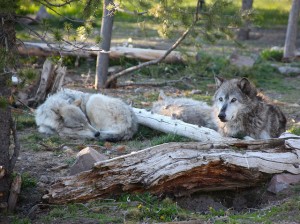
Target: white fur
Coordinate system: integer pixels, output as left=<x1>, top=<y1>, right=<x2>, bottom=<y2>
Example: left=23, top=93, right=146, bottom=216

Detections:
left=35, top=89, right=138, bottom=141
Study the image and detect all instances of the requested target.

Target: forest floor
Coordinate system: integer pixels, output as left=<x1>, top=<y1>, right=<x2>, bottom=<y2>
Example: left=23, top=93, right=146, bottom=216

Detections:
left=2, top=25, right=300, bottom=223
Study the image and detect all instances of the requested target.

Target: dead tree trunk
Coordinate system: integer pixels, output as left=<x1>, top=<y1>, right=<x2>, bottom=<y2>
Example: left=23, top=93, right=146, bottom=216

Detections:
left=95, top=0, right=115, bottom=89
left=45, top=138, right=300, bottom=204
left=27, top=58, right=66, bottom=107
left=283, top=0, right=300, bottom=61
left=18, top=42, right=186, bottom=63
left=132, top=108, right=229, bottom=142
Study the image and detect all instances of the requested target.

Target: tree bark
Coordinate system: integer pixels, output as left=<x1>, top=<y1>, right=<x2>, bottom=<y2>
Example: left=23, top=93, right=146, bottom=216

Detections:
left=237, top=0, right=253, bottom=40
left=45, top=138, right=300, bottom=204
left=0, top=74, right=12, bottom=211
left=0, top=12, right=17, bottom=211
left=283, top=0, right=300, bottom=61
left=95, top=0, right=115, bottom=89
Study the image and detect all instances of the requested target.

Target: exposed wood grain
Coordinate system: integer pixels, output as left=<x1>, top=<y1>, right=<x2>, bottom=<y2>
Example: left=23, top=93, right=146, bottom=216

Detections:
left=46, top=139, right=300, bottom=204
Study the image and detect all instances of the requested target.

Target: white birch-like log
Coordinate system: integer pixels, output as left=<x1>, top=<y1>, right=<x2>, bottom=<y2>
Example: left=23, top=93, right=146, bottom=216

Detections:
left=132, top=107, right=230, bottom=142
left=45, top=138, right=300, bottom=204
left=18, top=42, right=186, bottom=63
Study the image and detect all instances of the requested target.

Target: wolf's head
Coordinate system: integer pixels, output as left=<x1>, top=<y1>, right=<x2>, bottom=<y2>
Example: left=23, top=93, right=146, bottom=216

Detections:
left=53, top=104, right=100, bottom=139
left=213, top=77, right=257, bottom=122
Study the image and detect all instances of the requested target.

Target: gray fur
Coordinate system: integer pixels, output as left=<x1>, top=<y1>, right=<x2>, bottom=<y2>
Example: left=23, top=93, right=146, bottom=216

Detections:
left=212, top=77, right=286, bottom=139
left=152, top=91, right=217, bottom=130
left=35, top=89, right=138, bottom=141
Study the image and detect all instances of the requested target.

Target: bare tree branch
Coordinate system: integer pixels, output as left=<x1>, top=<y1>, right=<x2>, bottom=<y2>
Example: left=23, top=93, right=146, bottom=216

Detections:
left=34, top=0, right=80, bottom=7
left=105, top=28, right=191, bottom=88
left=105, top=0, right=202, bottom=88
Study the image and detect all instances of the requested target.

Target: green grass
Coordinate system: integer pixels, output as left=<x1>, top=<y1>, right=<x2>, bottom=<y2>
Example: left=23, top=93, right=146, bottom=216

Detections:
left=41, top=203, right=123, bottom=223
left=20, top=172, right=37, bottom=189
left=14, top=113, right=36, bottom=131
left=34, top=193, right=204, bottom=223
left=223, top=196, right=300, bottom=224
left=10, top=217, right=31, bottom=224
left=132, top=125, right=190, bottom=146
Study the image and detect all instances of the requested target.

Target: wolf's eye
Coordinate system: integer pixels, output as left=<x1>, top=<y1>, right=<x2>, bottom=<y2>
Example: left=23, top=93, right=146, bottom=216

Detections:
left=231, top=98, right=237, bottom=103
left=219, top=97, right=223, bottom=102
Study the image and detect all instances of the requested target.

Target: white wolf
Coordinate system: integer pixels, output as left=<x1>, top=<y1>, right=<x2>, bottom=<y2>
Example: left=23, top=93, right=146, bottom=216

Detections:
left=35, top=89, right=138, bottom=141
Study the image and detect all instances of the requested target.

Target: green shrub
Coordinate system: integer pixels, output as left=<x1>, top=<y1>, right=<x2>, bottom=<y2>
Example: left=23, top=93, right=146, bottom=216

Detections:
left=260, top=48, right=283, bottom=61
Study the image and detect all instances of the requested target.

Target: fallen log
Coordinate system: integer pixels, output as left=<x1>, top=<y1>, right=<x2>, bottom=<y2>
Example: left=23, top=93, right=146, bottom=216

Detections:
left=45, top=138, right=300, bottom=204
left=18, top=42, right=186, bottom=63
left=132, top=107, right=229, bottom=142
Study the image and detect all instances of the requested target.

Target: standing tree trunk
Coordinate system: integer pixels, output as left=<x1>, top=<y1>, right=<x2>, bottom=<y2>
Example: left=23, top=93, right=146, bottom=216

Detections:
left=95, top=0, right=114, bottom=89
left=283, top=0, right=300, bottom=61
left=0, top=74, right=12, bottom=211
left=237, top=0, right=253, bottom=40
left=0, top=12, right=16, bottom=211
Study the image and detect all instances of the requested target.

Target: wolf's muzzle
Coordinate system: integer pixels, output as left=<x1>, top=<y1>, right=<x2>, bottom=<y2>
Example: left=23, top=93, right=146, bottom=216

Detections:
left=218, top=112, right=226, bottom=122
left=218, top=104, right=227, bottom=122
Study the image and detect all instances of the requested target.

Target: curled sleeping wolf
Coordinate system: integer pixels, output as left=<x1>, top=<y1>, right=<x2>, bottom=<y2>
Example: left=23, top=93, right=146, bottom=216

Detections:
left=213, top=77, right=286, bottom=139
left=35, top=89, right=138, bottom=141
left=152, top=91, right=217, bottom=130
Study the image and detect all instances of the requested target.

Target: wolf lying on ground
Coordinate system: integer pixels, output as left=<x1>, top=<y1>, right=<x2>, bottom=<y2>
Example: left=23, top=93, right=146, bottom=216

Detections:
left=35, top=89, right=138, bottom=141
left=212, top=77, right=286, bottom=139
left=151, top=91, right=217, bottom=130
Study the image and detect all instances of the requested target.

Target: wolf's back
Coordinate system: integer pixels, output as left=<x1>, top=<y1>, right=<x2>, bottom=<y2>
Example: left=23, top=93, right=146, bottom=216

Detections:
left=84, top=94, right=138, bottom=141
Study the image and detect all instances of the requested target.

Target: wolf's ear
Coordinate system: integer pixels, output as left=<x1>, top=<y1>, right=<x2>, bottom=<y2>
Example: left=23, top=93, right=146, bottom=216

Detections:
left=215, top=76, right=225, bottom=88
left=73, top=98, right=82, bottom=107
left=238, top=78, right=254, bottom=96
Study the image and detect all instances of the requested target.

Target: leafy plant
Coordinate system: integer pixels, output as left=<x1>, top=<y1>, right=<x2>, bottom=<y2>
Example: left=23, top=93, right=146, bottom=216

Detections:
left=260, top=48, right=283, bottom=61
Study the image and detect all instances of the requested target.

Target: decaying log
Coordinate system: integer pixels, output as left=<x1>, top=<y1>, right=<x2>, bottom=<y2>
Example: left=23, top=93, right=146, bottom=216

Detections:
left=45, top=138, right=300, bottom=204
left=132, top=108, right=229, bottom=142
left=8, top=175, right=22, bottom=211
left=18, top=42, right=186, bottom=63
left=27, top=58, right=66, bottom=107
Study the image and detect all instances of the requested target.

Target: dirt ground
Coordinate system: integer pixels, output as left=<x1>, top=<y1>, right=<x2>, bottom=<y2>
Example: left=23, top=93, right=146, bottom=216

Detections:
left=2, top=27, right=300, bottom=223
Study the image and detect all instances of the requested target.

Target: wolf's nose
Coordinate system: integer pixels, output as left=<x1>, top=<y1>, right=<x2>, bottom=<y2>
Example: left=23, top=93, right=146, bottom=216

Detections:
left=218, top=113, right=226, bottom=121
left=94, top=131, right=100, bottom=137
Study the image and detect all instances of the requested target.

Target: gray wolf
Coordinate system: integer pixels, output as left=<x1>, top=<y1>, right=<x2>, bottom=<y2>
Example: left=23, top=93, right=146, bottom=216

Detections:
left=152, top=91, right=217, bottom=130
left=212, top=77, right=286, bottom=139
left=35, top=89, right=138, bottom=141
